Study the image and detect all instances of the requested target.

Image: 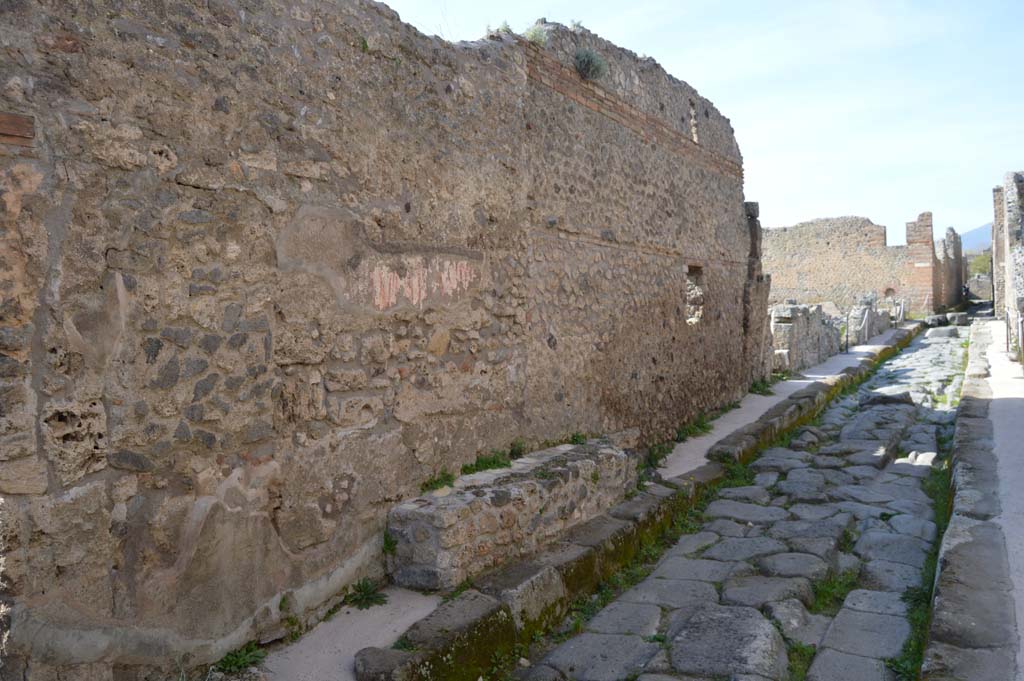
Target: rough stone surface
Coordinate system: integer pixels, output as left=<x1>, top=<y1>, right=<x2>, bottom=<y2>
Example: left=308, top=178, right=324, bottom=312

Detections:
left=668, top=605, right=788, bottom=680
left=0, top=0, right=772, bottom=674
left=542, top=633, right=660, bottom=681
left=721, top=575, right=813, bottom=608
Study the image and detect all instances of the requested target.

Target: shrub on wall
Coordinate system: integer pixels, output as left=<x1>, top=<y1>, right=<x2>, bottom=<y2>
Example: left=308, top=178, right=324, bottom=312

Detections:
left=574, top=47, right=608, bottom=81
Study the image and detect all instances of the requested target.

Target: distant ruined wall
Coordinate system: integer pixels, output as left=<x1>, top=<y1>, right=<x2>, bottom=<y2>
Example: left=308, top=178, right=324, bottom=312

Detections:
left=993, top=171, right=1024, bottom=353
left=0, top=0, right=768, bottom=676
left=768, top=303, right=840, bottom=373
left=762, top=213, right=962, bottom=316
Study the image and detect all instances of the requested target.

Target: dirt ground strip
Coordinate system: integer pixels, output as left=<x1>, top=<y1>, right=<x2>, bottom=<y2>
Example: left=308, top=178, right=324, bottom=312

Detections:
left=520, top=330, right=964, bottom=681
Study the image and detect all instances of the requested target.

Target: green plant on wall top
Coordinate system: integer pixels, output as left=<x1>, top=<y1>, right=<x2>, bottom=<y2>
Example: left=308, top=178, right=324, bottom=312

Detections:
left=574, top=47, right=607, bottom=81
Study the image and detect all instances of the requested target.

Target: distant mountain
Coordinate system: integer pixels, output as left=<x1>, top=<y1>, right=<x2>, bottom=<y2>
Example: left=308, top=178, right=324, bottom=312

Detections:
left=960, top=223, right=992, bottom=253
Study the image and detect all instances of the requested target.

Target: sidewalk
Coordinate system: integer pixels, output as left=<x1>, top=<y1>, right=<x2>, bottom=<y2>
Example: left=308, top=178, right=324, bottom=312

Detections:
left=986, top=320, right=1024, bottom=679
left=659, top=327, right=903, bottom=478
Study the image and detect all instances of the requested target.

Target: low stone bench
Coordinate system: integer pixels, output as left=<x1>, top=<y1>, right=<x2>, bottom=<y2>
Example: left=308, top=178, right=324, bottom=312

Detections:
left=387, top=441, right=638, bottom=590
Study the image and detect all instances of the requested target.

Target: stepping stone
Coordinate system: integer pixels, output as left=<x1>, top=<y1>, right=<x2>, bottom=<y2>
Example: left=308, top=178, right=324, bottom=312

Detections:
left=888, top=514, right=937, bottom=543
left=619, top=578, right=718, bottom=609
left=765, top=598, right=832, bottom=647
left=807, top=648, right=897, bottom=681
left=665, top=531, right=719, bottom=557
left=860, top=559, right=922, bottom=592
left=721, top=575, right=812, bottom=608
left=542, top=633, right=660, bottom=681
left=829, top=485, right=894, bottom=504
left=702, top=537, right=788, bottom=562
left=757, top=552, right=830, bottom=580
left=705, top=500, right=790, bottom=525
left=787, top=537, right=838, bottom=564
left=652, top=556, right=751, bottom=582
left=843, top=589, right=907, bottom=617
left=768, top=514, right=852, bottom=541
left=702, top=519, right=748, bottom=537
left=789, top=503, right=840, bottom=521
left=586, top=602, right=661, bottom=636
left=668, top=604, right=788, bottom=680
left=853, top=530, right=929, bottom=568
left=820, top=608, right=910, bottom=658
left=719, top=485, right=771, bottom=505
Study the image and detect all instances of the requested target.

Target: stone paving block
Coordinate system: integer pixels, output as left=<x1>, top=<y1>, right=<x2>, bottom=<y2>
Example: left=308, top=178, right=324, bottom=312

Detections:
left=843, top=589, right=907, bottom=616
left=542, top=633, right=660, bottom=681
left=820, top=607, right=910, bottom=658
left=844, top=465, right=882, bottom=480
left=702, top=518, right=749, bottom=537
left=652, top=556, right=751, bottom=582
left=886, top=498, right=934, bottom=520
left=721, top=575, right=812, bottom=608
left=757, top=552, right=829, bottom=580
left=807, top=648, right=897, bottom=681
left=836, top=551, right=860, bottom=573
left=754, top=472, right=779, bottom=487
left=888, top=514, right=937, bottom=543
left=619, top=578, right=718, bottom=609
left=931, top=584, right=1017, bottom=649
left=786, top=537, right=838, bottom=564
left=853, top=530, right=929, bottom=568
left=718, top=485, right=771, bottom=505
left=704, top=500, right=790, bottom=525
left=668, top=604, right=788, bottom=680
left=749, top=457, right=810, bottom=474
left=702, top=537, right=788, bottom=562
left=767, top=514, right=852, bottom=541
left=664, top=531, right=719, bottom=557
left=765, top=598, right=831, bottom=647
left=835, top=501, right=887, bottom=519
left=789, top=503, right=840, bottom=521
left=860, top=559, right=922, bottom=592
left=586, top=601, right=661, bottom=637
left=829, top=484, right=895, bottom=504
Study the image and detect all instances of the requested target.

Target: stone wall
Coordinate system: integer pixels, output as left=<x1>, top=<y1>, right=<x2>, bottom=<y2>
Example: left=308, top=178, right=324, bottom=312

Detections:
left=992, top=171, right=1024, bottom=355
left=0, top=1, right=769, bottom=675
left=387, top=440, right=636, bottom=590
left=935, top=227, right=964, bottom=310
left=966, top=273, right=993, bottom=301
left=762, top=213, right=963, bottom=316
left=769, top=303, right=841, bottom=373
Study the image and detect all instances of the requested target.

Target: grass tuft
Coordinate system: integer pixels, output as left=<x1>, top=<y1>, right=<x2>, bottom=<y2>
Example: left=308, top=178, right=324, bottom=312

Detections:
left=787, top=641, right=816, bottom=681
left=345, top=578, right=388, bottom=610
left=215, top=641, right=266, bottom=673
left=461, top=450, right=512, bottom=475
left=809, top=570, right=859, bottom=616
left=421, top=469, right=455, bottom=492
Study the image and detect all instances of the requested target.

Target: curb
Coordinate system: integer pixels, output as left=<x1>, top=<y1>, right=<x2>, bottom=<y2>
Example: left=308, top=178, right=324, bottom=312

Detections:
left=354, top=322, right=924, bottom=681
left=921, top=321, right=1019, bottom=680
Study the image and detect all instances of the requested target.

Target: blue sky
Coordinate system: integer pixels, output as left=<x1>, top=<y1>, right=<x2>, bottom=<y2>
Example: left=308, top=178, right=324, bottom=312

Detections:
left=384, top=0, right=1022, bottom=244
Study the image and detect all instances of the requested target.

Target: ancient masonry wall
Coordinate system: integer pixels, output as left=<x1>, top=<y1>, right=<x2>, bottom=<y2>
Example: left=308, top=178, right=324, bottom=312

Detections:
left=768, top=303, right=840, bottom=373
left=992, top=171, right=1024, bottom=353
left=762, top=213, right=963, bottom=316
left=0, top=1, right=769, bottom=675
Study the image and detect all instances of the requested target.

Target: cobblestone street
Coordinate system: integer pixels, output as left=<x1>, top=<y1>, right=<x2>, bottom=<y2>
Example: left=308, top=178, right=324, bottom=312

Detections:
left=526, top=330, right=965, bottom=681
